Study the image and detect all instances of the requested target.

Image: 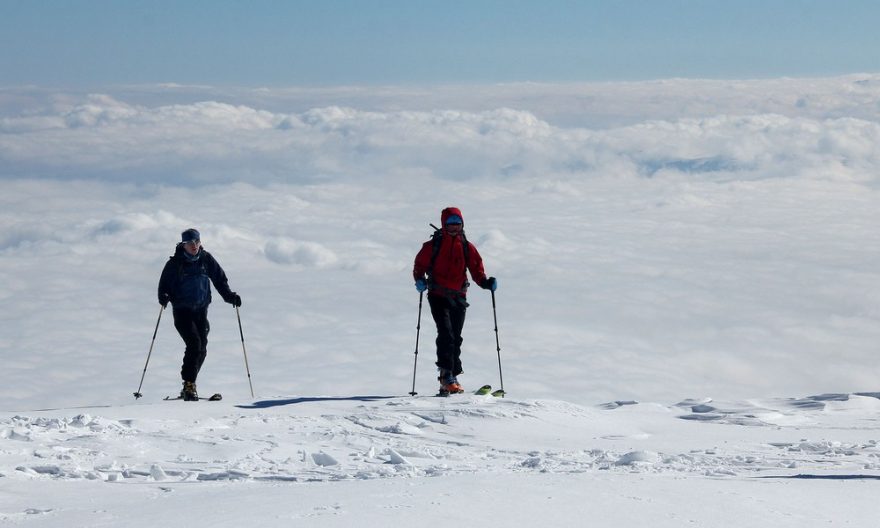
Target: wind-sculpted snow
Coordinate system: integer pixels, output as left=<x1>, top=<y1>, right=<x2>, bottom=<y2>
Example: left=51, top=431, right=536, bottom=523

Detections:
left=3, top=394, right=879, bottom=486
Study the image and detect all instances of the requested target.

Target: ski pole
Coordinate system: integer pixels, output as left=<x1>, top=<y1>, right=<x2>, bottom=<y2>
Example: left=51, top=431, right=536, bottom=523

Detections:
left=491, top=290, right=505, bottom=397
left=134, top=304, right=165, bottom=399
left=409, top=290, right=424, bottom=396
left=236, top=306, right=255, bottom=398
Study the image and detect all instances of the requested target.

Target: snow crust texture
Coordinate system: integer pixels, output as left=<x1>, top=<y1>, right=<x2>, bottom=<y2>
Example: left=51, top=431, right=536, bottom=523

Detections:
left=3, top=393, right=879, bottom=486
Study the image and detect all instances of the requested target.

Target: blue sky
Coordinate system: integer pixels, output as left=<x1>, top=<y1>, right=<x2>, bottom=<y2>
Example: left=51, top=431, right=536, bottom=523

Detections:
left=2, top=0, right=880, bottom=87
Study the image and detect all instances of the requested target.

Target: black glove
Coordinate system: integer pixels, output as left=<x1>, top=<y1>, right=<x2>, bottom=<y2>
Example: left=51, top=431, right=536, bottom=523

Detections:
left=228, top=292, right=242, bottom=307
left=159, top=293, right=170, bottom=307
left=480, top=277, right=497, bottom=291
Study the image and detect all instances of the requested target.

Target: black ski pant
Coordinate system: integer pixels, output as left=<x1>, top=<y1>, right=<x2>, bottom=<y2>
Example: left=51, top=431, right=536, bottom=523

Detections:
left=172, top=306, right=210, bottom=383
left=428, top=294, right=466, bottom=376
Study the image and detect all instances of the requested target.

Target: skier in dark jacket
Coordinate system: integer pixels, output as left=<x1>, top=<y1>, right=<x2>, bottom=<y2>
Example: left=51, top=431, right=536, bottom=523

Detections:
left=413, top=207, right=497, bottom=394
left=158, top=228, right=241, bottom=401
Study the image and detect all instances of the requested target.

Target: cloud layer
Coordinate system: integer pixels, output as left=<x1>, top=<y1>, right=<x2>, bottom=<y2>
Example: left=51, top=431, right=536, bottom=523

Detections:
left=3, top=76, right=880, bottom=186
left=1, top=76, right=879, bottom=409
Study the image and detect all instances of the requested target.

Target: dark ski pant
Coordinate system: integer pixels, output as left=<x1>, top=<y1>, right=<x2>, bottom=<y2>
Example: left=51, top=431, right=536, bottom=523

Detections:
left=428, top=294, right=466, bottom=376
left=172, top=306, right=210, bottom=383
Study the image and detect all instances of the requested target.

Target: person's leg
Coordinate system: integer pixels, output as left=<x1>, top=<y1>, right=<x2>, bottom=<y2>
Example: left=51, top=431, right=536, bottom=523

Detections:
left=428, top=295, right=456, bottom=374
left=193, top=308, right=210, bottom=378
left=449, top=301, right=467, bottom=376
left=173, top=308, right=203, bottom=383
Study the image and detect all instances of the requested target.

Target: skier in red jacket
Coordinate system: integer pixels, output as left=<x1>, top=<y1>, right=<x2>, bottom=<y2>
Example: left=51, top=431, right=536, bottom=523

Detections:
left=413, top=207, right=497, bottom=394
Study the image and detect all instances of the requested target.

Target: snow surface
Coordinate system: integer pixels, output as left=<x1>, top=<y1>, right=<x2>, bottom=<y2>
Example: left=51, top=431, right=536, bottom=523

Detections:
left=3, top=394, right=880, bottom=526
left=1, top=76, right=879, bottom=525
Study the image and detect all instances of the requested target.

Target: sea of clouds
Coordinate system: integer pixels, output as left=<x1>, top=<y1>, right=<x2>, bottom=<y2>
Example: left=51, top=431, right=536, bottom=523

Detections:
left=3, top=75, right=880, bottom=186
left=0, top=75, right=878, bottom=410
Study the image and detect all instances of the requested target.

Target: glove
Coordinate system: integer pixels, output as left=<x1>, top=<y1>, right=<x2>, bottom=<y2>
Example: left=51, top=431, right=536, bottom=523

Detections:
left=415, top=279, right=427, bottom=293
left=228, top=292, right=242, bottom=307
left=159, top=293, right=170, bottom=308
left=480, top=277, right=497, bottom=292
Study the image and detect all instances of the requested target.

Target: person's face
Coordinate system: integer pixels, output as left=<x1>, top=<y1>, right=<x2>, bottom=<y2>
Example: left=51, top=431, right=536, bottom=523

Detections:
left=445, top=222, right=462, bottom=237
left=183, top=239, right=201, bottom=256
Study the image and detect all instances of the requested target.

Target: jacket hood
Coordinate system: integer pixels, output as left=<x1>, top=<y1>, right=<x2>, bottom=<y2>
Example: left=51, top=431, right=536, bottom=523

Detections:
left=441, top=207, right=464, bottom=227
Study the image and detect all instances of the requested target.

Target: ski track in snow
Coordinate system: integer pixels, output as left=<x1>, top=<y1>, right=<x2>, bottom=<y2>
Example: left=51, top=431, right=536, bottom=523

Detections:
left=2, top=393, right=879, bottom=488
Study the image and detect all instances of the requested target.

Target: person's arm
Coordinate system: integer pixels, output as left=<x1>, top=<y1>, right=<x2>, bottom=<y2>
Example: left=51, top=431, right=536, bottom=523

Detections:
left=204, top=252, right=240, bottom=306
left=157, top=259, right=175, bottom=305
left=413, top=241, right=432, bottom=281
left=468, top=243, right=496, bottom=291
left=413, top=241, right=432, bottom=292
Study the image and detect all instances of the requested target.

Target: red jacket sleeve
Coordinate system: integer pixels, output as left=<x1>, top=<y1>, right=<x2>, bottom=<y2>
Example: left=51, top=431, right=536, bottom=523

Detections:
left=466, top=242, right=488, bottom=286
left=413, top=241, right=433, bottom=281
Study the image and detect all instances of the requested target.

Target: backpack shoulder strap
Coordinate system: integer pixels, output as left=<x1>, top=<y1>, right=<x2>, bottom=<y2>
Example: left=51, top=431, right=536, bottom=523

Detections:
left=460, top=231, right=470, bottom=265
left=429, top=229, right=443, bottom=274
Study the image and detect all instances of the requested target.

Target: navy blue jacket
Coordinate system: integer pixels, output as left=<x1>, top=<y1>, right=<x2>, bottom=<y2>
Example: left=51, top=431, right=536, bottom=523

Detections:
left=158, top=244, right=235, bottom=310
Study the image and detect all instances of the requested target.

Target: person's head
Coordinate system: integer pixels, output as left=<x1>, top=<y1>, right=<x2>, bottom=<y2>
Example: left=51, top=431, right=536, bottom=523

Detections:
left=181, top=228, right=201, bottom=256
left=441, top=207, right=464, bottom=237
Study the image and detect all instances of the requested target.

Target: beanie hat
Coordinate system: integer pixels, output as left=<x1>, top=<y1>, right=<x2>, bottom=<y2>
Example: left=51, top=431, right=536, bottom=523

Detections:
left=181, top=228, right=200, bottom=243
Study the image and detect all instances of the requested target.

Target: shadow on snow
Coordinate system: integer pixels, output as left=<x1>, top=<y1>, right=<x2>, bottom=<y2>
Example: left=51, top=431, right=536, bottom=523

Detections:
left=236, top=395, right=400, bottom=409
left=759, top=474, right=880, bottom=481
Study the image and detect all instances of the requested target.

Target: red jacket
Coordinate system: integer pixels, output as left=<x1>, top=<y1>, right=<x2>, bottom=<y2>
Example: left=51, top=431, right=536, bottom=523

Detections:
left=413, top=207, right=488, bottom=298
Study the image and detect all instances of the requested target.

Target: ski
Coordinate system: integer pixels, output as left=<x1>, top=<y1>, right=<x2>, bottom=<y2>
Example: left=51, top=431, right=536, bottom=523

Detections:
left=163, top=393, right=222, bottom=401
left=435, top=385, right=504, bottom=397
left=475, top=385, right=505, bottom=397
